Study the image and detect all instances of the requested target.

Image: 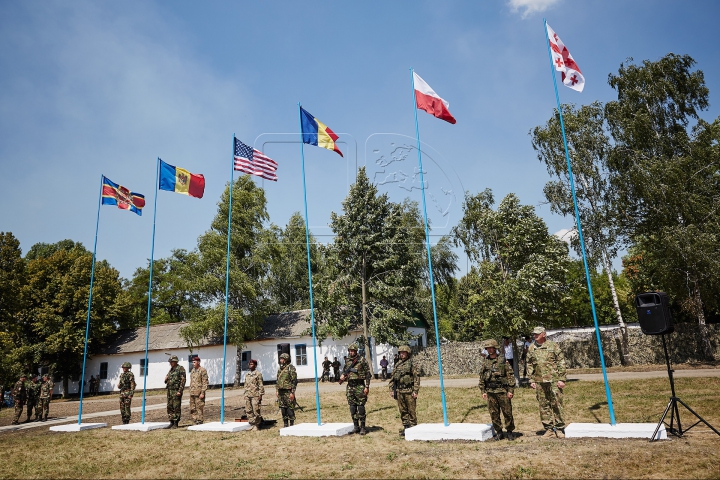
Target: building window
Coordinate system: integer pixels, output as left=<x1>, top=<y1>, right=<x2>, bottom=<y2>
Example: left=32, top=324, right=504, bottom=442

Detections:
left=188, top=355, right=195, bottom=370
left=99, top=362, right=108, bottom=380
left=241, top=351, right=252, bottom=371
left=140, top=359, right=147, bottom=377
left=295, top=344, right=307, bottom=366
left=277, top=343, right=290, bottom=363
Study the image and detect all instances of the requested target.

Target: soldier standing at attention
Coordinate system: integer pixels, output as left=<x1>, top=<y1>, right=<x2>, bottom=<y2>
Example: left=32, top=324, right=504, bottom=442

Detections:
left=189, top=356, right=209, bottom=425
left=389, top=345, right=420, bottom=436
left=527, top=326, right=567, bottom=438
left=164, top=355, right=186, bottom=428
left=117, top=362, right=136, bottom=424
left=331, top=357, right=341, bottom=382
left=26, top=374, right=41, bottom=422
left=244, top=359, right=264, bottom=430
left=321, top=356, right=331, bottom=382
left=479, top=339, right=516, bottom=440
left=276, top=353, right=297, bottom=428
left=11, top=374, right=27, bottom=425
left=38, top=373, right=53, bottom=421
left=339, top=343, right=371, bottom=435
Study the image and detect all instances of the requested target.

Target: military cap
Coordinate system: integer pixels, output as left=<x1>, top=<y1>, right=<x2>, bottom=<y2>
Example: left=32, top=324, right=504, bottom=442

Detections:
left=348, top=343, right=359, bottom=351
left=279, top=353, right=290, bottom=361
left=248, top=358, right=258, bottom=365
left=484, top=339, right=499, bottom=349
left=398, top=345, right=412, bottom=354
left=168, top=355, right=179, bottom=362
left=19, top=373, right=27, bottom=378
left=122, top=362, right=132, bottom=368
left=42, top=373, right=49, bottom=378
left=532, top=326, right=546, bottom=335
left=192, top=356, right=200, bottom=361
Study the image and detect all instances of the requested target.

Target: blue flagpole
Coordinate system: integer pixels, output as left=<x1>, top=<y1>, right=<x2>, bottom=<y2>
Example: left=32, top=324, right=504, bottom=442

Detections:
left=298, top=103, right=322, bottom=426
left=141, top=158, right=161, bottom=424
left=220, top=135, right=236, bottom=424
left=544, top=18, right=616, bottom=425
left=410, top=68, right=449, bottom=427
left=78, top=174, right=103, bottom=424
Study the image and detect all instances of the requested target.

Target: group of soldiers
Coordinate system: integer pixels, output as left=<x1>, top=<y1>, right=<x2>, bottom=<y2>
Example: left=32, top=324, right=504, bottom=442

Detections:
left=9, top=373, right=54, bottom=424
left=319, top=356, right=341, bottom=382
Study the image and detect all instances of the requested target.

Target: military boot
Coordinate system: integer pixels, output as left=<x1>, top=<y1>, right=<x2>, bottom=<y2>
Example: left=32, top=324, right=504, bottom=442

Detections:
left=359, top=421, right=367, bottom=436
left=283, top=419, right=289, bottom=428
left=289, top=419, right=294, bottom=426
left=164, top=420, right=175, bottom=429
left=555, top=429, right=565, bottom=438
left=542, top=429, right=556, bottom=438
left=353, top=420, right=360, bottom=434
left=506, top=431, right=515, bottom=441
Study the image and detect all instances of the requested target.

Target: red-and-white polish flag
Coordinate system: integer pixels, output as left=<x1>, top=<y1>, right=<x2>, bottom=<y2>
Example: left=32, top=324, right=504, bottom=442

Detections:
left=546, top=23, right=585, bottom=92
left=413, top=72, right=457, bottom=124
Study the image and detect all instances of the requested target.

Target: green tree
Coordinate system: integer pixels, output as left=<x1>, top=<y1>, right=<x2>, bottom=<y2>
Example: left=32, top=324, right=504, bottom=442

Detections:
left=531, top=101, right=631, bottom=359
left=452, top=190, right=571, bottom=340
left=605, top=53, right=720, bottom=359
left=0, top=232, right=27, bottom=385
left=315, top=167, right=424, bottom=346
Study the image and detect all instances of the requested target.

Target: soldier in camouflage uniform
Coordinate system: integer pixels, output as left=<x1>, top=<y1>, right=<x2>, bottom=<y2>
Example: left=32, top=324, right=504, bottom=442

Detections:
left=478, top=339, right=516, bottom=440
left=321, top=357, right=331, bottom=382
left=243, top=359, right=264, bottom=430
left=38, top=373, right=53, bottom=421
left=527, top=326, right=567, bottom=438
left=276, top=353, right=297, bottom=428
left=26, top=374, right=41, bottom=422
left=189, top=356, right=209, bottom=425
left=339, top=343, right=371, bottom=435
left=164, top=355, right=186, bottom=428
left=117, top=362, right=136, bottom=424
left=11, top=374, right=27, bottom=425
left=389, top=345, right=420, bottom=436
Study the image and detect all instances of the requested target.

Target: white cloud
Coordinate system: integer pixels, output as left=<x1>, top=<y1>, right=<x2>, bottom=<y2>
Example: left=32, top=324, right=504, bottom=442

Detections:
left=507, top=0, right=562, bottom=18
left=554, top=228, right=576, bottom=244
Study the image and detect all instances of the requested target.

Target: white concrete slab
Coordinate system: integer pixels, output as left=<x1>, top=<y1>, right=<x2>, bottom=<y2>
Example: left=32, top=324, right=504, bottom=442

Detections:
left=187, top=421, right=253, bottom=432
left=280, top=422, right=355, bottom=437
left=565, top=423, right=667, bottom=440
left=49, top=423, right=107, bottom=432
left=111, top=422, right=170, bottom=431
left=405, top=423, right=494, bottom=441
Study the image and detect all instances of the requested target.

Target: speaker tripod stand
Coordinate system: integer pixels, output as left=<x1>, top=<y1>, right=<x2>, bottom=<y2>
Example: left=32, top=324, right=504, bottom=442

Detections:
left=650, top=334, right=720, bottom=442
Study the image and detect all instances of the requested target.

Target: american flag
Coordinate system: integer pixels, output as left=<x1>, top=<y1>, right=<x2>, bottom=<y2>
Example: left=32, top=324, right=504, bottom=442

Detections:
left=234, top=138, right=278, bottom=181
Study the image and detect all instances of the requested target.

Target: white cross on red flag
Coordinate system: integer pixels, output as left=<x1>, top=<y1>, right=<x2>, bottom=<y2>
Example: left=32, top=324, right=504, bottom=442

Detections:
left=546, top=23, right=584, bottom=92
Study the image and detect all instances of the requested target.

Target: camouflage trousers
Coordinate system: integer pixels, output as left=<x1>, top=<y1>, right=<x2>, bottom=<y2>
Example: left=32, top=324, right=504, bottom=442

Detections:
left=190, top=395, right=205, bottom=423
left=486, top=391, right=515, bottom=434
left=396, top=391, right=417, bottom=428
left=536, top=382, right=565, bottom=430
left=39, top=398, right=50, bottom=419
left=245, top=396, right=262, bottom=425
left=321, top=369, right=330, bottom=382
left=167, top=390, right=182, bottom=422
left=346, top=382, right=367, bottom=422
left=26, top=400, right=39, bottom=420
left=13, top=401, right=25, bottom=423
left=277, top=389, right=295, bottom=422
left=119, top=395, right=133, bottom=422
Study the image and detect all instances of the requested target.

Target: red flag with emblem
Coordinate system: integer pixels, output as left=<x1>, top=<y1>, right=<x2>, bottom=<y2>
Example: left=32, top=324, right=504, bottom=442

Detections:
left=546, top=23, right=584, bottom=92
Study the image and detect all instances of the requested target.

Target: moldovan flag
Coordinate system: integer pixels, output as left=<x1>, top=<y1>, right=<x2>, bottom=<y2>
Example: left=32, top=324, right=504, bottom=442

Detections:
left=158, top=159, right=205, bottom=198
left=546, top=23, right=585, bottom=92
left=413, top=72, right=456, bottom=124
left=101, top=176, right=145, bottom=215
left=300, top=107, right=343, bottom=157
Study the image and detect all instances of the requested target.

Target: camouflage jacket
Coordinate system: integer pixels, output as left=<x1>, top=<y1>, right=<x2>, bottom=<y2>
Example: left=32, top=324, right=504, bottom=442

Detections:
left=26, top=381, right=41, bottom=401
left=11, top=380, right=26, bottom=403
left=165, top=365, right=186, bottom=394
left=478, top=355, right=515, bottom=394
left=189, top=366, right=209, bottom=396
left=390, top=357, right=420, bottom=394
left=39, top=379, right=54, bottom=398
left=244, top=370, right=265, bottom=398
left=118, top=371, right=136, bottom=397
left=527, top=340, right=566, bottom=384
left=322, top=360, right=331, bottom=371
left=276, top=364, right=297, bottom=392
left=343, top=355, right=372, bottom=387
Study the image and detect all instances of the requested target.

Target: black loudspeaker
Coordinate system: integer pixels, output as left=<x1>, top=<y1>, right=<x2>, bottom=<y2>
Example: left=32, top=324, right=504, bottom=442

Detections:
left=635, top=292, right=674, bottom=335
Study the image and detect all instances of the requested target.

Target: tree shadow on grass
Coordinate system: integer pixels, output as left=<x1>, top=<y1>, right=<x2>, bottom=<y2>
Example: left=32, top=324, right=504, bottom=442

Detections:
left=459, top=404, right=486, bottom=423
left=367, top=405, right=395, bottom=414
left=589, top=401, right=608, bottom=423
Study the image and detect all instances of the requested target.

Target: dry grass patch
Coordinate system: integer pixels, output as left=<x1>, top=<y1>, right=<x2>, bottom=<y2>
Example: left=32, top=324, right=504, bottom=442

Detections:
left=2, top=377, right=720, bottom=479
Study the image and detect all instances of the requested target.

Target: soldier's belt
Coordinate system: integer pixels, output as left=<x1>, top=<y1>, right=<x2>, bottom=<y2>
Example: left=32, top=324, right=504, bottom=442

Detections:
left=485, top=383, right=505, bottom=389
left=347, top=380, right=364, bottom=385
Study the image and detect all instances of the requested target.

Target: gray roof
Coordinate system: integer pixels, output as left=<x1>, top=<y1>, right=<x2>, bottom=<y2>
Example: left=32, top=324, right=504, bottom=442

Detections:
left=258, top=310, right=312, bottom=339
left=103, top=323, right=222, bottom=354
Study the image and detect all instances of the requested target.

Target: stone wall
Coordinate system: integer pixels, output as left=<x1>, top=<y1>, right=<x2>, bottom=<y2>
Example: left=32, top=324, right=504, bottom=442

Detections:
left=413, top=324, right=720, bottom=375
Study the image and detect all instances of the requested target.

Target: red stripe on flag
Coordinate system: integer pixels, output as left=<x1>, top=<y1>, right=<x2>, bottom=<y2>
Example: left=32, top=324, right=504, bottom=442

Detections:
left=415, top=91, right=456, bottom=124
left=188, top=174, right=205, bottom=199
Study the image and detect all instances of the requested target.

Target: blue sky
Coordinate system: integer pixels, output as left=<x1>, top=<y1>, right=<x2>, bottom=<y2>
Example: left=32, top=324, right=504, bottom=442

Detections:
left=1, top=0, right=719, bottom=280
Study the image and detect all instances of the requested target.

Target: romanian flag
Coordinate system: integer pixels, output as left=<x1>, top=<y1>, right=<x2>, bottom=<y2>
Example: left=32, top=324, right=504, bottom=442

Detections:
left=300, top=107, right=343, bottom=157
left=159, top=159, right=205, bottom=199
left=101, top=176, right=145, bottom=216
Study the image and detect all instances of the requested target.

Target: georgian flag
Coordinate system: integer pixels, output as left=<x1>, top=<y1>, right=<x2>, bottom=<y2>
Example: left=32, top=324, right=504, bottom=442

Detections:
left=546, top=23, right=585, bottom=92
left=413, top=72, right=456, bottom=124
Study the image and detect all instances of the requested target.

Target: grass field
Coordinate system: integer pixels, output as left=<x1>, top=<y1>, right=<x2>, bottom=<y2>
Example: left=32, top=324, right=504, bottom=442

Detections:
left=2, top=376, right=720, bottom=479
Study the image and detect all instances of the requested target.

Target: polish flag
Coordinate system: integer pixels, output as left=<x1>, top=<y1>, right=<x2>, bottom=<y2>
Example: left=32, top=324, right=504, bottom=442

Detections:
left=413, top=72, right=456, bottom=124
left=546, top=23, right=585, bottom=92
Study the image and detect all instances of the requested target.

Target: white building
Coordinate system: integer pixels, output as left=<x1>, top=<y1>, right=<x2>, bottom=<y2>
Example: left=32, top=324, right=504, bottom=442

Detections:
left=61, top=310, right=428, bottom=394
